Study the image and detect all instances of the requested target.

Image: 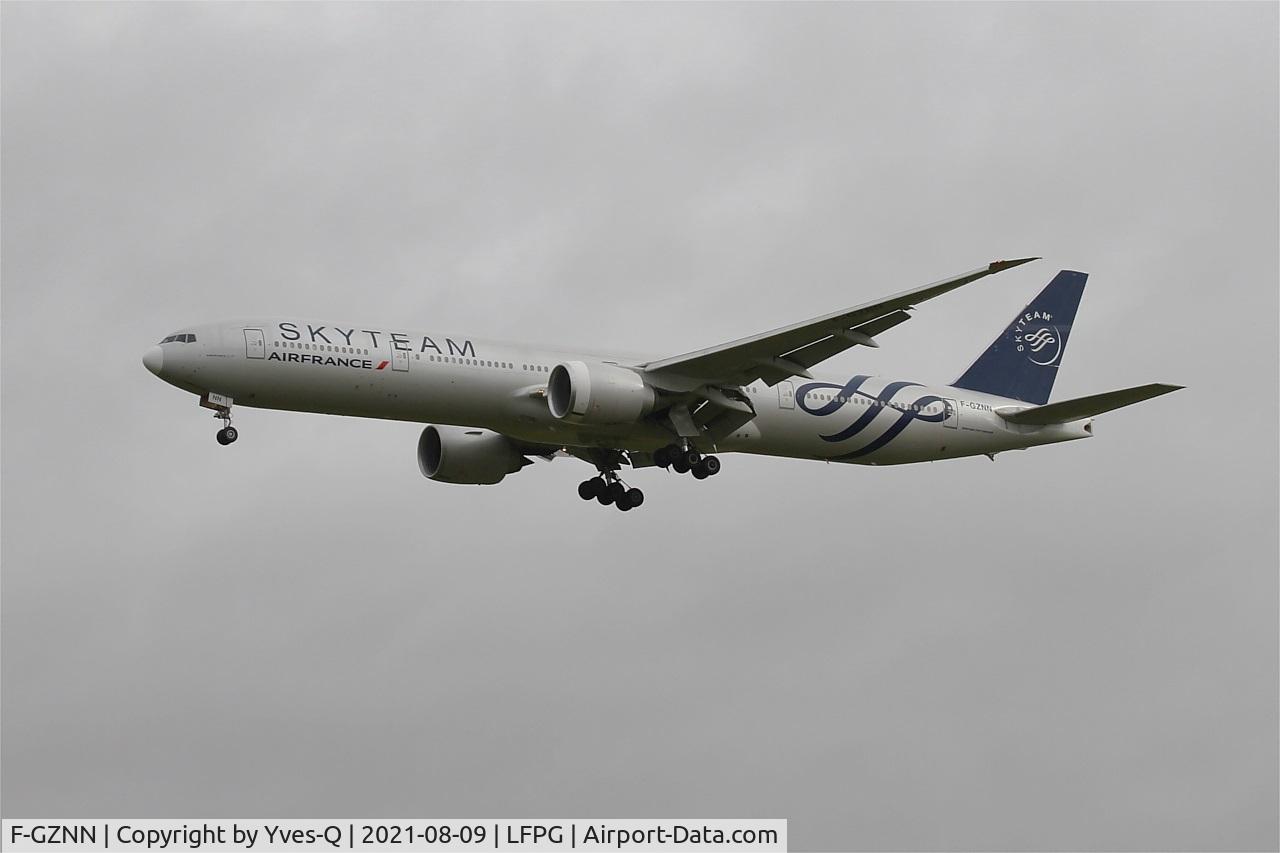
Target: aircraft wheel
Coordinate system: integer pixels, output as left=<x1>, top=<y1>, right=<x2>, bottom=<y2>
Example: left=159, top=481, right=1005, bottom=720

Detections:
left=682, top=449, right=701, bottom=468
left=626, top=488, right=644, bottom=508
left=216, top=427, right=238, bottom=445
left=609, top=482, right=627, bottom=504
left=692, top=462, right=709, bottom=480
left=653, top=447, right=671, bottom=468
left=702, top=455, right=721, bottom=476
left=616, top=497, right=633, bottom=511
left=578, top=479, right=600, bottom=500
left=597, top=489, right=614, bottom=506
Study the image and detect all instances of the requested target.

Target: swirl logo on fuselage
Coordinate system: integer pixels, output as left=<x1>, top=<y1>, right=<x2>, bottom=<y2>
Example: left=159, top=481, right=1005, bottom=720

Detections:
left=1012, top=308, right=1063, bottom=367
left=795, top=375, right=949, bottom=460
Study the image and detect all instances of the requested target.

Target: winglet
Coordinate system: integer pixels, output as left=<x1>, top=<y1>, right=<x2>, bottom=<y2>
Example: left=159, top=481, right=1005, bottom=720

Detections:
left=988, top=257, right=1040, bottom=273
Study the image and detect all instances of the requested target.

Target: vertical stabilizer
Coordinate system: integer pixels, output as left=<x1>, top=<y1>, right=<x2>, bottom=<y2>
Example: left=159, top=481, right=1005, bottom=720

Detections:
left=951, top=270, right=1087, bottom=405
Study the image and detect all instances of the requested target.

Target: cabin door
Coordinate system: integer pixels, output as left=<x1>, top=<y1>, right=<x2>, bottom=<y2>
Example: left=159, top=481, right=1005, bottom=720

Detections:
left=778, top=381, right=795, bottom=410
left=941, top=398, right=959, bottom=429
left=244, top=328, right=266, bottom=359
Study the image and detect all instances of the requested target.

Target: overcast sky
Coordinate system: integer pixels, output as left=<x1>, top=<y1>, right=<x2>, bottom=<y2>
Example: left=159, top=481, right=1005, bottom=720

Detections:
left=3, top=3, right=1276, bottom=850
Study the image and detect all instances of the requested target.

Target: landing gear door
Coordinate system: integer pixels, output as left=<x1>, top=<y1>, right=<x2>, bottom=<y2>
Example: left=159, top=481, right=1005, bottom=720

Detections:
left=392, top=347, right=409, bottom=372
left=941, top=398, right=960, bottom=429
left=778, top=380, right=795, bottom=410
left=244, top=328, right=265, bottom=359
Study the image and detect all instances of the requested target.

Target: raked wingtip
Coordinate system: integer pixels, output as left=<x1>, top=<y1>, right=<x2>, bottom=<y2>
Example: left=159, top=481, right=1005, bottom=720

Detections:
left=988, top=257, right=1040, bottom=272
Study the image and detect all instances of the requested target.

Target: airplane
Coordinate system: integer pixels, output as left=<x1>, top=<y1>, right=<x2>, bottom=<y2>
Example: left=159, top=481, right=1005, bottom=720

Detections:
left=142, top=259, right=1182, bottom=511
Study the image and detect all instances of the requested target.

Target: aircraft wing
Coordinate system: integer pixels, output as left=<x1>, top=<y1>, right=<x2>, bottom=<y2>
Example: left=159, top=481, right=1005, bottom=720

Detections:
left=639, top=258, right=1039, bottom=388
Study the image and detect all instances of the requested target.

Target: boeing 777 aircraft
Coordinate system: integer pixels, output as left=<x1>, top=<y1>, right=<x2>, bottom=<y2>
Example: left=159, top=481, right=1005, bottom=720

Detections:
left=142, top=259, right=1181, bottom=511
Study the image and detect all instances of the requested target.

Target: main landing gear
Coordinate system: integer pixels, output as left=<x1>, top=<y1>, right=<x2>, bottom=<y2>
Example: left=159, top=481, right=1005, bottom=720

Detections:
left=653, top=444, right=721, bottom=479
left=573, top=444, right=719, bottom=512
left=578, top=474, right=645, bottom=512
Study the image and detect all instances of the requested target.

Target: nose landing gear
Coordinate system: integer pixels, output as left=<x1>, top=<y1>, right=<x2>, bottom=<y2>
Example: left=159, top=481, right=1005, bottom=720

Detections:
left=201, top=392, right=238, bottom=445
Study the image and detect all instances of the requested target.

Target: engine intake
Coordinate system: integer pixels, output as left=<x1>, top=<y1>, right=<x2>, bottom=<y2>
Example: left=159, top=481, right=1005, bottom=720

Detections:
left=417, top=425, right=528, bottom=485
left=548, top=361, right=656, bottom=425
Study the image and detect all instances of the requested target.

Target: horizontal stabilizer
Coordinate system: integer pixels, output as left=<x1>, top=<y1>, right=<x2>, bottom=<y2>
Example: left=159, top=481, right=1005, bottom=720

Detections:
left=996, top=383, right=1183, bottom=425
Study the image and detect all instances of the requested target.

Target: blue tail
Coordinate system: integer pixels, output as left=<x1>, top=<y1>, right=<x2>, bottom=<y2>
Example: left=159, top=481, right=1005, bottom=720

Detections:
left=951, top=270, right=1087, bottom=405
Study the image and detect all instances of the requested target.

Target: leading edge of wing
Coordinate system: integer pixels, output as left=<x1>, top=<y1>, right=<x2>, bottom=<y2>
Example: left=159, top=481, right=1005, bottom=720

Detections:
left=639, top=257, right=1040, bottom=383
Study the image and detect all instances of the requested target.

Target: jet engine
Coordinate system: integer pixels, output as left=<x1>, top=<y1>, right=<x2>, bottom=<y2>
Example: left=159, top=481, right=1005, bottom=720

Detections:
left=547, top=361, right=656, bottom=425
left=417, top=425, right=529, bottom=485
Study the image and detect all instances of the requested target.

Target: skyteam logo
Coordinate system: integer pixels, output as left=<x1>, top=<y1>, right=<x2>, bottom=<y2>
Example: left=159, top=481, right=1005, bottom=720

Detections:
left=1013, top=308, right=1062, bottom=367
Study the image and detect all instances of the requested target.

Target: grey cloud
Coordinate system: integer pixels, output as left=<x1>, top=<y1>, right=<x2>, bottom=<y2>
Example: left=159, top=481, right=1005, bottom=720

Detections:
left=2, top=3, right=1276, bottom=850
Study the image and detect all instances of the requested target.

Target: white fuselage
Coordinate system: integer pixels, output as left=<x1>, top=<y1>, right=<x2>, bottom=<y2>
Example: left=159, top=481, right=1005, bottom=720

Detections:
left=145, top=318, right=1092, bottom=465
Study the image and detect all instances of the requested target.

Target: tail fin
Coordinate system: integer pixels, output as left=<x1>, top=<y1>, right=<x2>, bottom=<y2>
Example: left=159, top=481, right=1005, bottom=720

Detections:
left=952, top=270, right=1087, bottom=404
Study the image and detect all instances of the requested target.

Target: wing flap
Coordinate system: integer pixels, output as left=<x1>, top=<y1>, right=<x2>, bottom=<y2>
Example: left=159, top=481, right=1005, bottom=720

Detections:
left=767, top=309, right=913, bottom=386
left=996, top=383, right=1183, bottom=425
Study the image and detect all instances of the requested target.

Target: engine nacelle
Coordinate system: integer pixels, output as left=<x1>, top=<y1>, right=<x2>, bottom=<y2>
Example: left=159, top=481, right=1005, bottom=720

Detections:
left=548, top=361, right=657, bottom=425
left=417, top=425, right=528, bottom=485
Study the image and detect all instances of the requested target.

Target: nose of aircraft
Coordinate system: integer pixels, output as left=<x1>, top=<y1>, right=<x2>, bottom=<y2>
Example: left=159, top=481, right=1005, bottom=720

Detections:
left=142, top=346, right=164, bottom=376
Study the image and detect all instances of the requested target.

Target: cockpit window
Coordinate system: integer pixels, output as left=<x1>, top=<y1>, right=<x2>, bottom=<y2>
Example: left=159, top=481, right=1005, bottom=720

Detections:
left=159, top=334, right=197, bottom=344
